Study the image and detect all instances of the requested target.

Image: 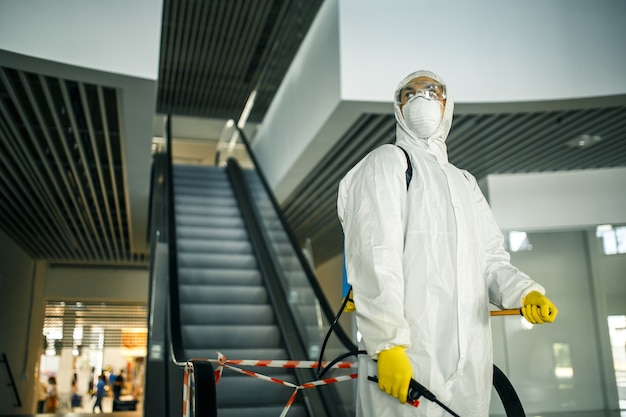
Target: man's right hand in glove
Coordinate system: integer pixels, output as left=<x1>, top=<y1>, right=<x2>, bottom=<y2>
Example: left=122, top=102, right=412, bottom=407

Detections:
left=377, top=346, right=413, bottom=403
left=522, top=291, right=558, bottom=324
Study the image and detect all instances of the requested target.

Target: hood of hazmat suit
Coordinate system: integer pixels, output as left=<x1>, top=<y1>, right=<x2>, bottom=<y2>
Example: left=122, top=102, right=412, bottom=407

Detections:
left=337, top=70, right=544, bottom=417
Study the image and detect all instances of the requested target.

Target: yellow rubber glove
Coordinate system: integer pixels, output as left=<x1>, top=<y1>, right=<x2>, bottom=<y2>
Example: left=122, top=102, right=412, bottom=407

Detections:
left=377, top=346, right=413, bottom=404
left=343, top=289, right=355, bottom=312
left=522, top=291, right=558, bottom=324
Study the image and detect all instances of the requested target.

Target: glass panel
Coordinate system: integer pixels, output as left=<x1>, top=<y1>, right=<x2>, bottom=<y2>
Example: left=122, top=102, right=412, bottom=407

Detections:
left=552, top=343, right=574, bottom=379
left=241, top=167, right=356, bottom=414
left=608, top=315, right=626, bottom=409
left=616, top=227, right=626, bottom=253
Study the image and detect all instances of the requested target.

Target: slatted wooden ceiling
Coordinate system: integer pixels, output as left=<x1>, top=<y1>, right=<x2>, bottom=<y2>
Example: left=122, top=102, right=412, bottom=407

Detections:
left=157, top=0, right=324, bottom=122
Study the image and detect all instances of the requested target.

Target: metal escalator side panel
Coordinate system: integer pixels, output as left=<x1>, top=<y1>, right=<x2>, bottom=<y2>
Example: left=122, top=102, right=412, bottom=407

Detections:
left=227, top=159, right=353, bottom=417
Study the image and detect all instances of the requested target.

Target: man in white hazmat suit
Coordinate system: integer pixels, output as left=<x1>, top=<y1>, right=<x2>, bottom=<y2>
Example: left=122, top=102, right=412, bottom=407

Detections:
left=337, top=70, right=558, bottom=417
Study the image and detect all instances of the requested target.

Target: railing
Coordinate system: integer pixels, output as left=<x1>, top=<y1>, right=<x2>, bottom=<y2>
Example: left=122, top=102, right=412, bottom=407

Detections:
left=1, top=353, right=22, bottom=407
left=220, top=127, right=358, bottom=415
left=226, top=159, right=333, bottom=416
left=147, top=117, right=231, bottom=417
left=230, top=125, right=356, bottom=353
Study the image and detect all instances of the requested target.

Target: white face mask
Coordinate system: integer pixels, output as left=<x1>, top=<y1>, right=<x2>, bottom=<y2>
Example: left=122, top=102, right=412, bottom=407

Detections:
left=402, top=96, right=443, bottom=138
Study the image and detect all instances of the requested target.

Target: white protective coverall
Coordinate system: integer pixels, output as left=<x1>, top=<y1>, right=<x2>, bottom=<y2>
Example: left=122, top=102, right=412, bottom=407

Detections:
left=337, top=70, right=545, bottom=417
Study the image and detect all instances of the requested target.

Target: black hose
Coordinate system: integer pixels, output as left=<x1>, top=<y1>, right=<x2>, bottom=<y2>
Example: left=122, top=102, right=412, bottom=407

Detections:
left=316, top=289, right=353, bottom=378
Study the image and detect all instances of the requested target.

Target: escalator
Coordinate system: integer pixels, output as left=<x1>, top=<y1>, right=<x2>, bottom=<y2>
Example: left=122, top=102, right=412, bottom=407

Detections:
left=145, top=117, right=355, bottom=417
left=170, top=159, right=352, bottom=417
left=173, top=164, right=309, bottom=417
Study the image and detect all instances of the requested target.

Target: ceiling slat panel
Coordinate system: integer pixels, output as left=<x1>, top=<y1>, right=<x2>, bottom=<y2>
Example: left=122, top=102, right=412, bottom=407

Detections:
left=97, top=86, right=123, bottom=262
left=491, top=108, right=612, bottom=174
left=0, top=199, right=45, bottom=257
left=466, top=112, right=564, bottom=177
left=547, top=110, right=626, bottom=171
left=95, top=86, right=124, bottom=260
left=176, top=0, right=201, bottom=113
left=59, top=79, right=110, bottom=260
left=0, top=138, right=53, bottom=257
left=78, top=83, right=118, bottom=262
left=113, top=88, right=135, bottom=259
left=198, top=2, right=230, bottom=115
left=0, top=64, right=141, bottom=265
left=41, top=77, right=103, bottom=260
left=20, top=72, right=87, bottom=260
left=230, top=2, right=270, bottom=95
left=39, top=75, right=99, bottom=260
left=0, top=70, right=72, bottom=259
left=180, top=0, right=210, bottom=114
left=211, top=1, right=246, bottom=114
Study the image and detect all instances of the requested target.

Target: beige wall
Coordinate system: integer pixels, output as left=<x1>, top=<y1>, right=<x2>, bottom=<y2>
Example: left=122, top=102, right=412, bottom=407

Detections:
left=45, top=267, right=149, bottom=303
left=0, top=228, right=46, bottom=415
left=0, top=227, right=149, bottom=415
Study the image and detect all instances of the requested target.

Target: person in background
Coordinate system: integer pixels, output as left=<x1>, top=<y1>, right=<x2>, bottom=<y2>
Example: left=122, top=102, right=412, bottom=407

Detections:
left=337, top=69, right=558, bottom=417
left=70, top=375, right=82, bottom=409
left=36, top=378, right=47, bottom=413
left=113, top=369, right=125, bottom=400
left=108, top=369, right=116, bottom=395
left=45, top=376, right=58, bottom=413
left=92, top=373, right=106, bottom=413
left=88, top=366, right=95, bottom=396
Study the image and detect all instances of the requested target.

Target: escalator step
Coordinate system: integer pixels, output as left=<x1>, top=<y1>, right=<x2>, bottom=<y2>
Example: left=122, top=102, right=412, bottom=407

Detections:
left=176, top=214, right=244, bottom=228
left=178, top=253, right=257, bottom=269
left=175, top=185, right=234, bottom=198
left=177, top=239, right=252, bottom=255
left=183, top=348, right=288, bottom=361
left=178, top=268, right=261, bottom=285
left=180, top=304, right=275, bottom=325
left=181, top=324, right=282, bottom=349
left=175, top=203, right=239, bottom=217
left=216, top=374, right=303, bottom=406
left=176, top=226, right=248, bottom=241
left=174, top=194, right=238, bottom=207
left=179, top=285, right=268, bottom=304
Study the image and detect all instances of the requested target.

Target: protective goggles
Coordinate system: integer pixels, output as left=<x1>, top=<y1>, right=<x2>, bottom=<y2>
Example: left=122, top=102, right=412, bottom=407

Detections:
left=395, top=80, right=447, bottom=106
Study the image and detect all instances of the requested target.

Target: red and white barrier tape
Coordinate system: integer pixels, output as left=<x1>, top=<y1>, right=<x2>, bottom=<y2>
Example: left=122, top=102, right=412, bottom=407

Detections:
left=182, top=362, right=192, bottom=417
left=184, top=352, right=358, bottom=417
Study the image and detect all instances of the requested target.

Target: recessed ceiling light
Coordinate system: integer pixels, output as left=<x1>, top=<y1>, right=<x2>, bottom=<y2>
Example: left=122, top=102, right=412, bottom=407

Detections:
left=565, top=134, right=602, bottom=148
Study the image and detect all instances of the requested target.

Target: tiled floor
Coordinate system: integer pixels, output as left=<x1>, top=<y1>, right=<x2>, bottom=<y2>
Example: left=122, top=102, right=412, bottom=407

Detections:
left=8, top=394, right=625, bottom=417
left=11, top=409, right=625, bottom=417
left=524, top=412, right=626, bottom=417
left=7, top=396, right=142, bottom=417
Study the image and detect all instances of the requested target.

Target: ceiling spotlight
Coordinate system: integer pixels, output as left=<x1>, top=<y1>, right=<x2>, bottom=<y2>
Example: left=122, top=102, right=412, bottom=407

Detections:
left=565, top=134, right=602, bottom=148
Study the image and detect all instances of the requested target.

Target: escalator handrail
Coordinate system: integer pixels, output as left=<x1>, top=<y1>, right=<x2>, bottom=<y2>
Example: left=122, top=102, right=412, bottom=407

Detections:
left=226, top=158, right=310, bottom=360
left=234, top=126, right=357, bottom=352
left=164, top=114, right=187, bottom=363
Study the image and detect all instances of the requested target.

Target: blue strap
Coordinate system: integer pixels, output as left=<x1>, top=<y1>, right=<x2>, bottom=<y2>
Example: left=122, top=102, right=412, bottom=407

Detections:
left=342, top=253, right=350, bottom=298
